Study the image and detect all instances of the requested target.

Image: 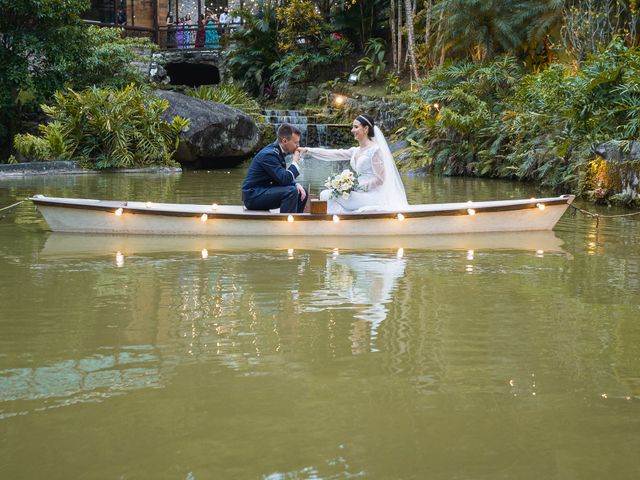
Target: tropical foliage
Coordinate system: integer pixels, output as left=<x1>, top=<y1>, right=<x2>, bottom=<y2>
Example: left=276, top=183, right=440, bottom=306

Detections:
left=353, top=38, right=386, bottom=82
left=276, top=0, right=324, bottom=51
left=13, top=84, right=189, bottom=169
left=401, top=38, right=640, bottom=197
left=187, top=84, right=262, bottom=120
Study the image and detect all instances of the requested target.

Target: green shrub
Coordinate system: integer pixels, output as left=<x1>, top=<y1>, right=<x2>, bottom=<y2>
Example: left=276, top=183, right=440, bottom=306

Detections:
left=353, top=38, right=386, bottom=83
left=188, top=84, right=262, bottom=121
left=14, top=84, right=189, bottom=169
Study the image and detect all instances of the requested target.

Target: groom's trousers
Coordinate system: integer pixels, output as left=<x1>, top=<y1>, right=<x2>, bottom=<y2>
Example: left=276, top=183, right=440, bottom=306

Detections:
left=242, top=185, right=308, bottom=213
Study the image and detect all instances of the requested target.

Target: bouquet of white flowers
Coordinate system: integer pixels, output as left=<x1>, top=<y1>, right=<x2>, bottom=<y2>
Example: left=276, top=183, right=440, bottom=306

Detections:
left=325, top=169, right=361, bottom=200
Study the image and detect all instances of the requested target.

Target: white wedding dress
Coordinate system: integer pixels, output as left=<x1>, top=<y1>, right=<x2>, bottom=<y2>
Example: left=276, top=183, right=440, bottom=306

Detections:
left=304, top=126, right=408, bottom=214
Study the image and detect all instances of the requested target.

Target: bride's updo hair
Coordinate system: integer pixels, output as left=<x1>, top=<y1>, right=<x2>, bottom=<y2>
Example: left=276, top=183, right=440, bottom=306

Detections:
left=356, top=114, right=375, bottom=138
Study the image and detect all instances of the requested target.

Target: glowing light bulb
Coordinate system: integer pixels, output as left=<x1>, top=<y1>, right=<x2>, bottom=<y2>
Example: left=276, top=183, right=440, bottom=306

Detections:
left=201, top=248, right=209, bottom=259
left=145, top=201, right=152, bottom=208
left=114, top=208, right=123, bottom=216
left=536, top=203, right=546, bottom=210
left=333, top=215, right=340, bottom=223
left=334, top=95, right=345, bottom=106
left=287, top=215, right=294, bottom=222
left=200, top=213, right=208, bottom=222
left=467, top=208, right=476, bottom=216
left=397, top=213, right=405, bottom=221
left=433, top=103, right=440, bottom=109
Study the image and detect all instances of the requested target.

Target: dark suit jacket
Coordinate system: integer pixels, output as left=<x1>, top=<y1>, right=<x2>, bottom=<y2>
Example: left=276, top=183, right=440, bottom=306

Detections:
left=242, top=142, right=300, bottom=196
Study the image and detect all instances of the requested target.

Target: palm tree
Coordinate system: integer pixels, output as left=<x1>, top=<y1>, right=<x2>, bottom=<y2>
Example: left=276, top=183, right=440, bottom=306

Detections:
left=435, top=0, right=563, bottom=61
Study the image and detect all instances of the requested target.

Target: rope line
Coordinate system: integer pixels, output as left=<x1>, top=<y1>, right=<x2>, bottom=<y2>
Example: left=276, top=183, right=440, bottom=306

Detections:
left=0, top=200, right=25, bottom=213
left=569, top=204, right=640, bottom=228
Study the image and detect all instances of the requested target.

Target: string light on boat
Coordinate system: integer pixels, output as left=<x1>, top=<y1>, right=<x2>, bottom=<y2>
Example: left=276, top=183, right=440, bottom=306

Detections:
left=397, top=213, right=405, bottom=221
left=116, top=251, right=124, bottom=267
left=466, top=200, right=476, bottom=215
left=114, top=207, right=123, bottom=216
left=536, top=203, right=546, bottom=210
left=201, top=248, right=209, bottom=259
left=333, top=215, right=340, bottom=223
left=200, top=213, right=208, bottom=222
left=287, top=215, right=294, bottom=223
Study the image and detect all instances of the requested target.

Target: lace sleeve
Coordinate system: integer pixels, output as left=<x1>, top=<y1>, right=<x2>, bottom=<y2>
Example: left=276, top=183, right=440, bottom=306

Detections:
left=363, top=148, right=385, bottom=189
left=371, top=149, right=385, bottom=186
left=304, top=147, right=355, bottom=162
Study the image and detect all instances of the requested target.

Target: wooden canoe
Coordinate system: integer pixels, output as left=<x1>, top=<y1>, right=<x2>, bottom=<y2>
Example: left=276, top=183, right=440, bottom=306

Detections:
left=31, top=194, right=575, bottom=236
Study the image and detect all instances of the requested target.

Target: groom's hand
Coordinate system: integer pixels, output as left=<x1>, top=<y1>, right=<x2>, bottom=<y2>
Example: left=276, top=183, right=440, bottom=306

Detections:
left=291, top=150, right=303, bottom=171
left=295, top=183, right=306, bottom=201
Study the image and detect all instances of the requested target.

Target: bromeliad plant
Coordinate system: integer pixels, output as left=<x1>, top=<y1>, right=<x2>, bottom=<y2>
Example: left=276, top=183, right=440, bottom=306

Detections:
left=13, top=84, right=189, bottom=169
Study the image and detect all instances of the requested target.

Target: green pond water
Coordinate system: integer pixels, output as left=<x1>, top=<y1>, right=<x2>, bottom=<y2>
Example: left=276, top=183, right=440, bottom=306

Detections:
left=1, top=166, right=639, bottom=479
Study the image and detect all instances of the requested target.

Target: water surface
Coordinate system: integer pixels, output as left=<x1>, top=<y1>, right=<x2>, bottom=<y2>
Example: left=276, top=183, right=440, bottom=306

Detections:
left=1, top=168, right=639, bottom=479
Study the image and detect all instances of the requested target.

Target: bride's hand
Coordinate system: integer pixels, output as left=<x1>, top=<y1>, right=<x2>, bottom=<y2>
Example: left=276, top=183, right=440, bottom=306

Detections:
left=297, top=147, right=308, bottom=155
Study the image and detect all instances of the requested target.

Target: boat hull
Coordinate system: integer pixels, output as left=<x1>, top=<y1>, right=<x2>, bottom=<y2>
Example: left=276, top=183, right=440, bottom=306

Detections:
left=31, top=195, right=575, bottom=236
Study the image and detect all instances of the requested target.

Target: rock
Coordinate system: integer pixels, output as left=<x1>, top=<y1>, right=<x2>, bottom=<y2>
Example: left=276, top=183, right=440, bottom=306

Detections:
left=0, top=161, right=182, bottom=176
left=389, top=140, right=409, bottom=154
left=154, top=90, right=261, bottom=167
left=593, top=141, right=640, bottom=163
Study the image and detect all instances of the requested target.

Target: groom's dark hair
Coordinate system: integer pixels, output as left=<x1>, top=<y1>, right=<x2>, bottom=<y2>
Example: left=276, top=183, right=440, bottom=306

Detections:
left=277, top=123, right=301, bottom=140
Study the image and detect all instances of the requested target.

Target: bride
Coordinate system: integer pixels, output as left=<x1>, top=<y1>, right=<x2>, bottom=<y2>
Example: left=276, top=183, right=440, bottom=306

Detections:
left=300, top=114, right=408, bottom=214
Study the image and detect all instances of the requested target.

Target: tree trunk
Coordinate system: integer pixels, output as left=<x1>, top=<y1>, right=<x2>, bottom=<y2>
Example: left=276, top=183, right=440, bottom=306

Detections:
left=434, top=5, right=445, bottom=66
left=425, top=0, right=432, bottom=46
left=404, top=0, right=420, bottom=81
left=359, top=1, right=366, bottom=50
left=390, top=0, right=398, bottom=70
left=397, top=0, right=403, bottom=74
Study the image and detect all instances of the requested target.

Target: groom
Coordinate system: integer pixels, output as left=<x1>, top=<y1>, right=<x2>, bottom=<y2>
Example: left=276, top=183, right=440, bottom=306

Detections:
left=242, top=123, right=307, bottom=213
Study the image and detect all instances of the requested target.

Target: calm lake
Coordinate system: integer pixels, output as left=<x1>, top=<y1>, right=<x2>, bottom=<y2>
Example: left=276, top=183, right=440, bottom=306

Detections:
left=1, top=166, right=639, bottom=479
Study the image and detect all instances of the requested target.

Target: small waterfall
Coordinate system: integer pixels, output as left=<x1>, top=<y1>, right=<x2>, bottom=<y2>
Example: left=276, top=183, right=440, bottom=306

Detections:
left=262, top=109, right=350, bottom=148
left=316, top=124, right=327, bottom=147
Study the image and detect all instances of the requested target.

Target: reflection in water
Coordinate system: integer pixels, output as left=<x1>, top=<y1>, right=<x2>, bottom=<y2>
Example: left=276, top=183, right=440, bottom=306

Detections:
left=307, top=254, right=406, bottom=353
left=0, top=347, right=162, bottom=418
left=2, top=172, right=640, bottom=479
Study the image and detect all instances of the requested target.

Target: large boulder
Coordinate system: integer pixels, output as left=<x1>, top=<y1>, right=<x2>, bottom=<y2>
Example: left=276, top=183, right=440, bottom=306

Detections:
left=154, top=89, right=261, bottom=167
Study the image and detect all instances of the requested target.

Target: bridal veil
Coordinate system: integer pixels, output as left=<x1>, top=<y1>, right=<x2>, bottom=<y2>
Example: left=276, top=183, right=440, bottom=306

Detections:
left=373, top=126, right=408, bottom=209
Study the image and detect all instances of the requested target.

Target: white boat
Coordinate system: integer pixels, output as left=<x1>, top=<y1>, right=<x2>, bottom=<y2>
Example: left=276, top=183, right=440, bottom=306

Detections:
left=31, top=194, right=575, bottom=236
